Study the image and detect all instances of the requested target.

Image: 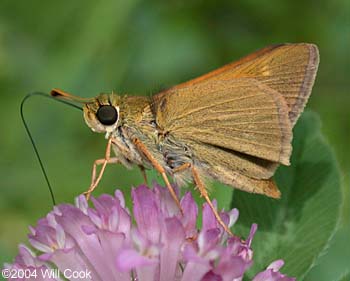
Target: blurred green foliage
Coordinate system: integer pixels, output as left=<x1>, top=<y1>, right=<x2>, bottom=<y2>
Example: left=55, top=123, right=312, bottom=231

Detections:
left=0, top=0, right=349, bottom=280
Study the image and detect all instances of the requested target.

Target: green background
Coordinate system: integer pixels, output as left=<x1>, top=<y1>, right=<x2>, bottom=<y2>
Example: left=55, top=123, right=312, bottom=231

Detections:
left=0, top=1, right=349, bottom=280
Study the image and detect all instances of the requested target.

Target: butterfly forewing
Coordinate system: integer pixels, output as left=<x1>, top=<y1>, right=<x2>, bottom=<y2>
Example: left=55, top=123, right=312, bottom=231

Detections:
left=161, top=43, right=319, bottom=126
left=154, top=78, right=292, bottom=167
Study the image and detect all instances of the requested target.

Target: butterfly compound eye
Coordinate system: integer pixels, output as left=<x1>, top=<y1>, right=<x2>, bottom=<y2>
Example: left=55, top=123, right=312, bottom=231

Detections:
left=96, top=105, right=118, bottom=125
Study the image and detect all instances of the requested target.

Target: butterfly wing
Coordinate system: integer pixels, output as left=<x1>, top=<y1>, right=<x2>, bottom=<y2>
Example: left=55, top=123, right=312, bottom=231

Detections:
left=152, top=44, right=318, bottom=197
left=157, top=43, right=319, bottom=126
left=154, top=78, right=292, bottom=181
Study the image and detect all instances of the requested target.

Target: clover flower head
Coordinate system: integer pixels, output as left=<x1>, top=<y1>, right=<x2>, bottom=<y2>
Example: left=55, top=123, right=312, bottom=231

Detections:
left=4, top=183, right=295, bottom=281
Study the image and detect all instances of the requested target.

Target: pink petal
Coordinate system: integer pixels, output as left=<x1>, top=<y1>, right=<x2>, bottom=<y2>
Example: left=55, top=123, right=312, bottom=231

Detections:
left=114, top=189, right=126, bottom=208
left=181, top=261, right=212, bottom=281
left=247, top=223, right=258, bottom=247
left=132, top=186, right=161, bottom=243
left=180, top=192, right=198, bottom=238
left=159, top=217, right=185, bottom=280
left=116, top=248, right=156, bottom=271
left=267, top=260, right=285, bottom=271
left=202, top=201, right=218, bottom=231
left=201, top=271, right=222, bottom=281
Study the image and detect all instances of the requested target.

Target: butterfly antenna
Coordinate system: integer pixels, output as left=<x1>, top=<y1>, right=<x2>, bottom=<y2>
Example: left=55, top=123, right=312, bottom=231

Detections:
left=20, top=92, right=83, bottom=206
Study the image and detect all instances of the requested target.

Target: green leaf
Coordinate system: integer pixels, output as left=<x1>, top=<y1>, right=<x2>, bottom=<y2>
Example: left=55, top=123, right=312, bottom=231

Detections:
left=337, top=271, right=350, bottom=281
left=231, top=111, right=342, bottom=280
left=304, top=224, right=350, bottom=281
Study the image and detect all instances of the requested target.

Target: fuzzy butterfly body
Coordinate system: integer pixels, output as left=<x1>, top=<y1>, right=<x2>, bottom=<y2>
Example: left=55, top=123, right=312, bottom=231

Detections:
left=52, top=43, right=319, bottom=234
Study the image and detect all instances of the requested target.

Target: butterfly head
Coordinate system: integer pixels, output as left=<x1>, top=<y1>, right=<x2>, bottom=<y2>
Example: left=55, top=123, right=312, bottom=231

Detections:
left=51, top=89, right=122, bottom=136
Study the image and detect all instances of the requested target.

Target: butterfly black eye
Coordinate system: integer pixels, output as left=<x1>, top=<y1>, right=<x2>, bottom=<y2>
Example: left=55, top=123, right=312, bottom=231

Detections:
left=96, top=105, right=118, bottom=125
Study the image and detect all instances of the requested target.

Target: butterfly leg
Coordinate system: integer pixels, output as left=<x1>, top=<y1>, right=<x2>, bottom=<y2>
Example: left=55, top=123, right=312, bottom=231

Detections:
left=171, top=163, right=191, bottom=173
left=132, top=138, right=183, bottom=214
left=138, top=165, right=148, bottom=185
left=191, top=166, right=233, bottom=236
left=170, top=162, right=233, bottom=235
left=84, top=137, right=119, bottom=200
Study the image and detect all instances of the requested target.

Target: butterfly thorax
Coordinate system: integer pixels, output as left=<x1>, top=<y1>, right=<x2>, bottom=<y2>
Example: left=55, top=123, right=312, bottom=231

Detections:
left=104, top=95, right=195, bottom=185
